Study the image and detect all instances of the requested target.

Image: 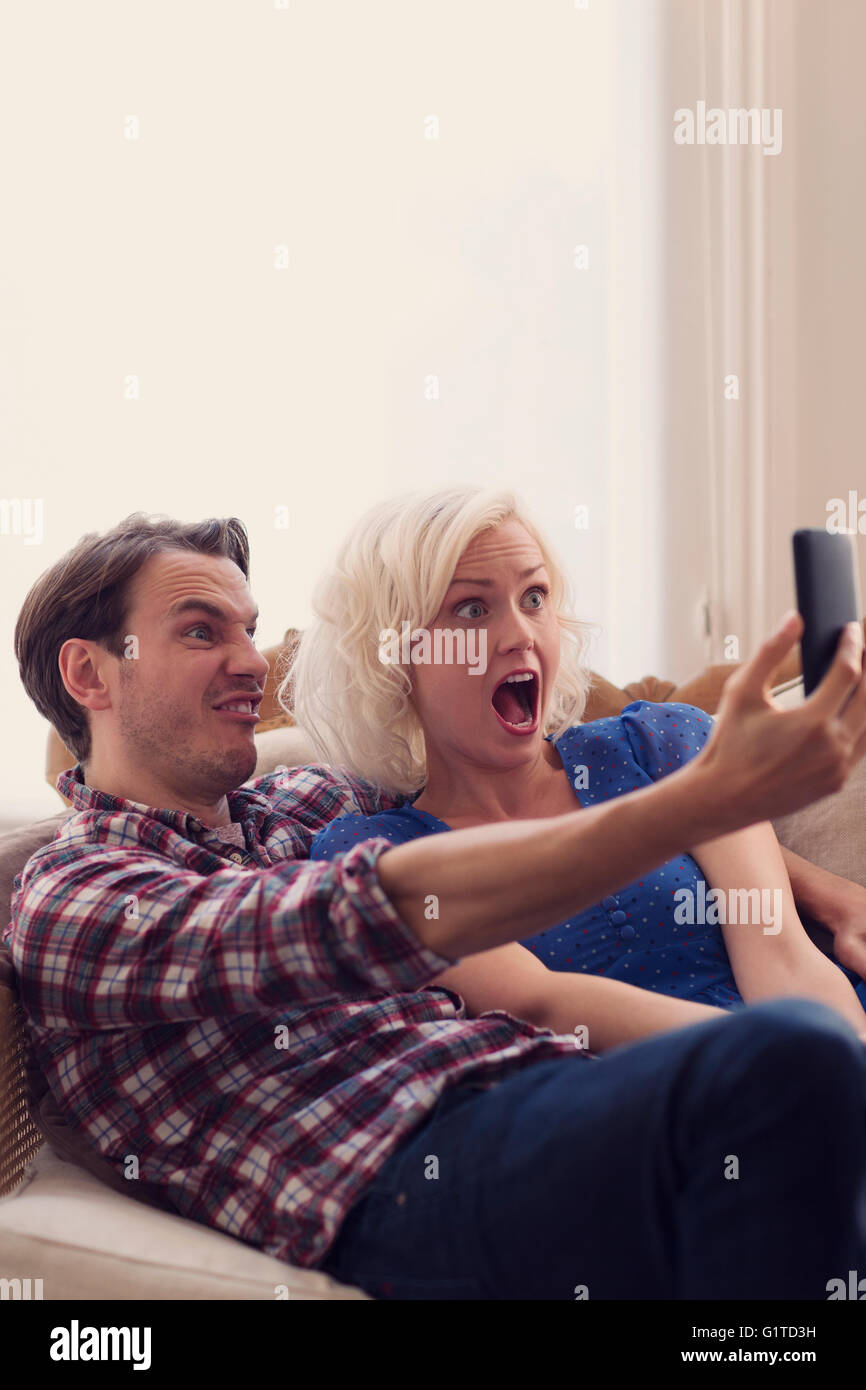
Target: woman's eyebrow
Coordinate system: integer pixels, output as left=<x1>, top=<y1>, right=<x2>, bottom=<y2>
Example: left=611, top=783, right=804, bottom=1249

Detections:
left=447, top=564, right=546, bottom=589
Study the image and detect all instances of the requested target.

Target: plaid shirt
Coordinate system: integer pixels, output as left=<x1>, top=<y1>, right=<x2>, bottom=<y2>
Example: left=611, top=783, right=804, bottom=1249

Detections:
left=4, top=762, right=586, bottom=1270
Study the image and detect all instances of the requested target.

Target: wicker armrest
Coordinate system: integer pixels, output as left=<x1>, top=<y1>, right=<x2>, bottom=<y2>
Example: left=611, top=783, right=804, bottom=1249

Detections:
left=0, top=957, right=43, bottom=1197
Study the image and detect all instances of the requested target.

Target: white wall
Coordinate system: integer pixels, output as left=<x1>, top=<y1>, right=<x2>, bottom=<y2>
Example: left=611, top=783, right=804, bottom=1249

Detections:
left=661, top=0, right=866, bottom=670
left=0, top=0, right=665, bottom=818
left=774, top=0, right=866, bottom=615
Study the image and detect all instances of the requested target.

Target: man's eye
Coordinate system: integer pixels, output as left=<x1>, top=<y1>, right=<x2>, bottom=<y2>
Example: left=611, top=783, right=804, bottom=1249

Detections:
left=454, top=600, right=486, bottom=619
left=187, top=625, right=212, bottom=640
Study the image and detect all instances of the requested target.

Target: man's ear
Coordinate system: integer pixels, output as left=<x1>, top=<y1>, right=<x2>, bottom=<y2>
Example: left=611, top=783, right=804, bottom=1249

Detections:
left=57, top=638, right=115, bottom=713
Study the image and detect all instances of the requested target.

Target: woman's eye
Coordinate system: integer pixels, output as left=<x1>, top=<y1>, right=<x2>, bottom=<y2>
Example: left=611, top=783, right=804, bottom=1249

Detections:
left=523, top=587, right=548, bottom=609
left=454, top=600, right=486, bottom=619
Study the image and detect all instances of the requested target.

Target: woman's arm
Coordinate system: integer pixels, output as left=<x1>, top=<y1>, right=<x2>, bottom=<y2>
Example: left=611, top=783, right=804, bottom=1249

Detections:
left=429, top=942, right=727, bottom=1052
left=689, top=824, right=866, bottom=1040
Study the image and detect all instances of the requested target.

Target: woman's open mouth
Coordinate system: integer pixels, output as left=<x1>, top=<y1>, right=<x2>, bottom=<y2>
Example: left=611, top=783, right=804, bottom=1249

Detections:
left=490, top=670, right=539, bottom=735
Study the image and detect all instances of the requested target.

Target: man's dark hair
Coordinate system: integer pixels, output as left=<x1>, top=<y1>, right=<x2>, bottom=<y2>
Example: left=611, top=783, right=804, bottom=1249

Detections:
left=14, top=513, right=250, bottom=764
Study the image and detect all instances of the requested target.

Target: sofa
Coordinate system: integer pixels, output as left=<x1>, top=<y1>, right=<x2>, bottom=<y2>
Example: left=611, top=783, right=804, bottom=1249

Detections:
left=2, top=633, right=864, bottom=1300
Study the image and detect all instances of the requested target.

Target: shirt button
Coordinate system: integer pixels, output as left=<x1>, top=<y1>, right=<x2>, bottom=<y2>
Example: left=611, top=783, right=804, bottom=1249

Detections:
left=611, top=910, right=627, bottom=925
left=620, top=924, right=636, bottom=940
left=602, top=896, right=618, bottom=909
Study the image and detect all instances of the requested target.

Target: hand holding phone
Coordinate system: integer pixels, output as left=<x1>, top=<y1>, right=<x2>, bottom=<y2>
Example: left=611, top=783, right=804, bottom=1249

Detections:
left=696, top=610, right=866, bottom=833
left=793, top=529, right=862, bottom=695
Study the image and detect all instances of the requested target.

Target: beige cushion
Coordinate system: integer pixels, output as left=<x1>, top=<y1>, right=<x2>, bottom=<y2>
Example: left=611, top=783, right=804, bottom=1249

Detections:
left=0, top=1143, right=368, bottom=1299
left=0, top=813, right=70, bottom=918
left=770, top=678, right=866, bottom=889
left=251, top=724, right=318, bottom=778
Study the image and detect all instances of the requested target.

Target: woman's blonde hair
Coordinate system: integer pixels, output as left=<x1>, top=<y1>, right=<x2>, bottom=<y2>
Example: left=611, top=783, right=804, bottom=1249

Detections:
left=281, top=486, right=596, bottom=795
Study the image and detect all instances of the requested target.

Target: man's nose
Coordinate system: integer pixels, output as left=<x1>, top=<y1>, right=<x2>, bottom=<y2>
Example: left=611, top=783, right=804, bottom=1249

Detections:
left=226, top=633, right=271, bottom=682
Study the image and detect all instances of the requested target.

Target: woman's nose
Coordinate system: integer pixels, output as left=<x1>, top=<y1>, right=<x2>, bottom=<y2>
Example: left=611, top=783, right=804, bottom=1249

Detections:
left=497, top=609, right=535, bottom=653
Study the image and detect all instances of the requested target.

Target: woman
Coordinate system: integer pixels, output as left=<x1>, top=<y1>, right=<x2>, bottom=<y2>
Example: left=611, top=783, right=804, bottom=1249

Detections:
left=285, top=485, right=866, bottom=1031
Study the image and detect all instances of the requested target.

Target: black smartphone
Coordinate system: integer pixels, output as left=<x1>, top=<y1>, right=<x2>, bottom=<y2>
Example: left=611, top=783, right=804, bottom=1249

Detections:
left=793, top=529, right=861, bottom=695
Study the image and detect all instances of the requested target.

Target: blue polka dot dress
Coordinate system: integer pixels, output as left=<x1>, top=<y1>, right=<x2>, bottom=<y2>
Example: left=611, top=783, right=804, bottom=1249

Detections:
left=310, top=701, right=866, bottom=1015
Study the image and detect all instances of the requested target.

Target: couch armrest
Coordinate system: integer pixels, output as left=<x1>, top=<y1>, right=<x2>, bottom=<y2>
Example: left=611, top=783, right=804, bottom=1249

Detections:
left=582, top=619, right=866, bottom=722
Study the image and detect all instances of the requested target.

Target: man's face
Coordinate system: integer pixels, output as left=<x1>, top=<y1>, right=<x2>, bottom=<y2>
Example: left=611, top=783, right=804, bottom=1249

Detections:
left=108, top=549, right=270, bottom=801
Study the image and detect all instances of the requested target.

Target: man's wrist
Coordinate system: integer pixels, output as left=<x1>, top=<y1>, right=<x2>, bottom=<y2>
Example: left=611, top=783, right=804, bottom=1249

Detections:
left=779, top=846, right=865, bottom=936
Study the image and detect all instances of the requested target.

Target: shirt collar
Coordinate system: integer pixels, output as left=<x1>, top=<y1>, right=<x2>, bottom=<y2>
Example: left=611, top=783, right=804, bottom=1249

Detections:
left=56, top=764, right=274, bottom=838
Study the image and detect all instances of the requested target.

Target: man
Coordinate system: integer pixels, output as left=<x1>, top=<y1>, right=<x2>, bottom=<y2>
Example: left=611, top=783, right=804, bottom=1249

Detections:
left=7, top=513, right=866, bottom=1299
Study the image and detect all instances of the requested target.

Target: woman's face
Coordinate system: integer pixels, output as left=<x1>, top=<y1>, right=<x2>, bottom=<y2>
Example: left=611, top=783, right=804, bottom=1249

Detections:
left=408, top=519, right=562, bottom=769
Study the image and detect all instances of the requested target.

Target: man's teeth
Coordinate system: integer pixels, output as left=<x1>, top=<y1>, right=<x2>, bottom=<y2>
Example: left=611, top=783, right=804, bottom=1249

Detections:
left=219, top=701, right=253, bottom=713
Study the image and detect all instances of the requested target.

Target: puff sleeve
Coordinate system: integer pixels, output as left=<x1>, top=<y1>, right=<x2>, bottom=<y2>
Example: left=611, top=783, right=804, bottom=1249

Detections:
left=621, top=700, right=715, bottom=782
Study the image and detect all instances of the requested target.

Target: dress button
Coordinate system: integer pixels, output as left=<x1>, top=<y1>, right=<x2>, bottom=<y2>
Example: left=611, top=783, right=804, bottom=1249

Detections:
left=611, top=910, right=627, bottom=925
left=602, top=896, right=618, bottom=909
left=620, top=924, right=636, bottom=940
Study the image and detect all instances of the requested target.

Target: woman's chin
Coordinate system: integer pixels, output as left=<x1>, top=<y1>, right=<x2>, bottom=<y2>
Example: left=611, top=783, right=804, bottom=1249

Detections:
left=483, top=725, right=544, bottom=767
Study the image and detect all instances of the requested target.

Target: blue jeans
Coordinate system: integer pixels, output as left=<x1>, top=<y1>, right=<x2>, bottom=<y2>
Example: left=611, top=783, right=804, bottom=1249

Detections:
left=319, top=998, right=866, bottom=1299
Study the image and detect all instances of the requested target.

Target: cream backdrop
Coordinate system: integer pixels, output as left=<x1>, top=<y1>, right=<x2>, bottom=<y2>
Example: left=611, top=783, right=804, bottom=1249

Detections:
left=1, top=0, right=669, bottom=821
left=10, top=2, right=862, bottom=824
